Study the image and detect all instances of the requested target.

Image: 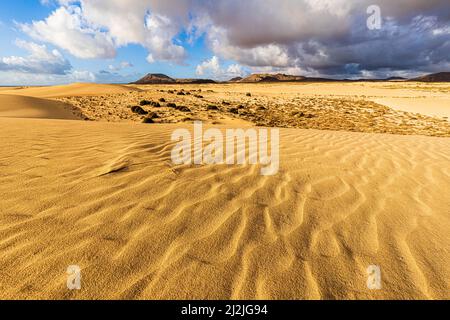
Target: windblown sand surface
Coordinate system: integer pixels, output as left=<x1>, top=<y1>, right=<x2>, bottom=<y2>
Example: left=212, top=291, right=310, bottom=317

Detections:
left=0, top=83, right=141, bottom=99
left=0, top=82, right=449, bottom=300
left=0, top=95, right=80, bottom=120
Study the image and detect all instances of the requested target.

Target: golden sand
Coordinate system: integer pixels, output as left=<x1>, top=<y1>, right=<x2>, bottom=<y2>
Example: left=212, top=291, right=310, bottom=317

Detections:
left=0, top=82, right=449, bottom=300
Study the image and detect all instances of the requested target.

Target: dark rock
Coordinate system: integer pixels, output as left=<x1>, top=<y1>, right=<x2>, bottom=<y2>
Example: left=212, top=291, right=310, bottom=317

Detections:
left=142, top=117, right=155, bottom=124
left=207, top=105, right=219, bottom=111
left=147, top=112, right=160, bottom=119
left=140, top=100, right=152, bottom=106
left=176, top=106, right=191, bottom=112
left=131, top=106, right=148, bottom=115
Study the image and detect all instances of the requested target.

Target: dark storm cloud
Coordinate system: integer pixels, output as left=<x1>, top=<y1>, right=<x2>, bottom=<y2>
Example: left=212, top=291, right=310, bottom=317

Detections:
left=195, top=0, right=450, bottom=76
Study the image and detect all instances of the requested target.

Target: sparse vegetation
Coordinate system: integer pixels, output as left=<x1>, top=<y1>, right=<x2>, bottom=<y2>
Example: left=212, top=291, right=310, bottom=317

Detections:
left=56, top=83, right=450, bottom=137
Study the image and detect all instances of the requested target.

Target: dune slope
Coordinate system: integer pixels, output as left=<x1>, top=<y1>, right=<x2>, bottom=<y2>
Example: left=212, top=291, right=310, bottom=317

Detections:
left=0, top=118, right=449, bottom=300
left=0, top=83, right=141, bottom=98
left=0, top=95, right=81, bottom=120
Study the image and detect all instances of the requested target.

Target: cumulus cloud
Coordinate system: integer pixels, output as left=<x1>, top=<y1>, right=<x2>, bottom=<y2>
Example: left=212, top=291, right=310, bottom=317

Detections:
left=0, top=39, right=71, bottom=74
left=0, top=39, right=96, bottom=85
left=196, top=56, right=246, bottom=80
left=20, top=6, right=116, bottom=59
left=108, top=61, right=133, bottom=71
left=20, top=0, right=186, bottom=63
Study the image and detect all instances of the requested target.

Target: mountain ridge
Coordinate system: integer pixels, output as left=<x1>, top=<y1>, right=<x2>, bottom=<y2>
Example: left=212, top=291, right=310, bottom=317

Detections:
left=131, top=71, right=450, bottom=84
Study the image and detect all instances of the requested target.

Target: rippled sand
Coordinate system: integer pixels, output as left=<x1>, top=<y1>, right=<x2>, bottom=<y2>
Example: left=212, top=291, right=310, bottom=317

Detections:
left=0, top=83, right=449, bottom=300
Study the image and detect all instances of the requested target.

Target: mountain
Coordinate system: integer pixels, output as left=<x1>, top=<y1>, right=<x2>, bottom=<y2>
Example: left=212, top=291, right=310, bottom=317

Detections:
left=132, top=72, right=450, bottom=85
left=385, top=76, right=406, bottom=81
left=133, top=73, right=176, bottom=84
left=132, top=73, right=216, bottom=84
left=175, top=78, right=217, bottom=84
left=240, top=73, right=307, bottom=83
left=409, top=72, right=450, bottom=82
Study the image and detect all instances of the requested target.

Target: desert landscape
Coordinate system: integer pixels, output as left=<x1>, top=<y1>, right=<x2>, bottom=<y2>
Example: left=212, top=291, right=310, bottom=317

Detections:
left=0, top=77, right=449, bottom=300
left=1, top=0, right=450, bottom=303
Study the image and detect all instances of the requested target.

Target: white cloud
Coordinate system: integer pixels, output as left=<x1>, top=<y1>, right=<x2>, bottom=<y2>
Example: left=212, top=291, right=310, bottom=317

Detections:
left=20, top=6, right=116, bottom=59
left=108, top=61, right=133, bottom=71
left=196, top=56, right=246, bottom=80
left=143, top=13, right=186, bottom=63
left=196, top=56, right=221, bottom=76
left=0, top=69, right=96, bottom=86
left=20, top=1, right=186, bottom=63
left=0, top=39, right=71, bottom=74
left=0, top=39, right=96, bottom=85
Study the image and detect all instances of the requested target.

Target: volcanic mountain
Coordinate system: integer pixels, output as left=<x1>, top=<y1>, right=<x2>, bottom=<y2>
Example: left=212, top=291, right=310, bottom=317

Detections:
left=133, top=73, right=176, bottom=84
left=410, top=72, right=450, bottom=82
left=132, top=73, right=216, bottom=84
left=229, top=77, right=243, bottom=82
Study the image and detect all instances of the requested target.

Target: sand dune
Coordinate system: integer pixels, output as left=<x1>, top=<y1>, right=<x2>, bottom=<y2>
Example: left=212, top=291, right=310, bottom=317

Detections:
left=0, top=118, right=448, bottom=300
left=0, top=83, right=141, bottom=99
left=373, top=97, right=450, bottom=119
left=0, top=95, right=81, bottom=120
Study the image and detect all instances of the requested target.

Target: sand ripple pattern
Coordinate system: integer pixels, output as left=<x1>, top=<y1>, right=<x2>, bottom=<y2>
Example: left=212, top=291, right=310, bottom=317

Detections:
left=0, top=119, right=449, bottom=299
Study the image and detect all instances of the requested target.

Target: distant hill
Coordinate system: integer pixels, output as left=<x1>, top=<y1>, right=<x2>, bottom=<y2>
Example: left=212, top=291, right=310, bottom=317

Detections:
left=133, top=73, right=175, bottom=84
left=385, top=77, right=406, bottom=81
left=176, top=79, right=217, bottom=84
left=409, top=72, right=450, bottom=82
left=132, top=73, right=216, bottom=85
left=240, top=73, right=306, bottom=83
left=132, top=72, right=450, bottom=85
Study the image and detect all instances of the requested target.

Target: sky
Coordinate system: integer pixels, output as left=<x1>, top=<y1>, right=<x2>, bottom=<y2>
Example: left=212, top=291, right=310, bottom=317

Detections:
left=0, top=0, right=449, bottom=85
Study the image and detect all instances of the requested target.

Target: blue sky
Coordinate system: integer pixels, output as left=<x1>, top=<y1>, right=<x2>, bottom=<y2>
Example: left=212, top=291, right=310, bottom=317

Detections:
left=0, top=0, right=223, bottom=85
left=0, top=0, right=449, bottom=85
left=0, top=0, right=247, bottom=85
